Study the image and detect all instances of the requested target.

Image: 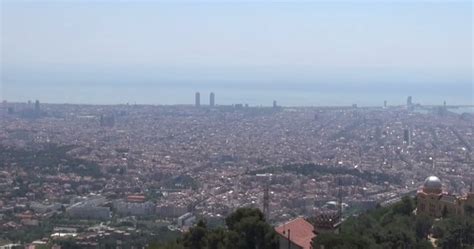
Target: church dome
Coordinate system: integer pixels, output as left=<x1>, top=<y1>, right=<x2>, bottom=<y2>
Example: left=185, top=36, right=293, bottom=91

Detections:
left=423, top=176, right=442, bottom=193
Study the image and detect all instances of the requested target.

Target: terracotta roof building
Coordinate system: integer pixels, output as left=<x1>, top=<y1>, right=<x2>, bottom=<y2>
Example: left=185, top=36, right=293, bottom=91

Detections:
left=275, top=217, right=315, bottom=249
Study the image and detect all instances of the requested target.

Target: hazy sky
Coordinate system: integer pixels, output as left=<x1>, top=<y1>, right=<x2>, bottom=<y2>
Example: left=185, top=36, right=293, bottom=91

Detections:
left=1, top=0, right=472, bottom=105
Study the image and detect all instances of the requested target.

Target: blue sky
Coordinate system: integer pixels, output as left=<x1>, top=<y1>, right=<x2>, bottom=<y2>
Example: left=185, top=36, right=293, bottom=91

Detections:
left=1, top=0, right=472, bottom=105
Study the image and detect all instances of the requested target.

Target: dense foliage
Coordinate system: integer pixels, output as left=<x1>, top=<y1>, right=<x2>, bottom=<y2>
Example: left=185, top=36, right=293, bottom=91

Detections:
left=0, top=144, right=102, bottom=178
left=149, top=208, right=278, bottom=249
left=312, top=196, right=474, bottom=249
left=2, top=197, right=472, bottom=249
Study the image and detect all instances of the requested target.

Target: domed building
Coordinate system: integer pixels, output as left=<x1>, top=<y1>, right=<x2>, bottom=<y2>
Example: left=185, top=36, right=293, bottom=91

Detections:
left=417, top=176, right=474, bottom=218
left=422, top=176, right=443, bottom=194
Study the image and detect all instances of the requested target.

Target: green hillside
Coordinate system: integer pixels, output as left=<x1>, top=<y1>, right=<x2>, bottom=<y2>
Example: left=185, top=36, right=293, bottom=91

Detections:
left=151, top=197, right=473, bottom=249
left=313, top=196, right=473, bottom=249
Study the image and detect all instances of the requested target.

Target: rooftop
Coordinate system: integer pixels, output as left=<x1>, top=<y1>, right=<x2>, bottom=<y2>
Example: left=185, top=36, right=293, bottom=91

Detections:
left=275, top=217, right=315, bottom=249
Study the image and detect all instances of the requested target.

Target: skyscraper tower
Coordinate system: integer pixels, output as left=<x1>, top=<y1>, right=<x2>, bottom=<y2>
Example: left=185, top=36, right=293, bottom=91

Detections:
left=384, top=100, right=387, bottom=108
left=210, top=92, right=215, bottom=107
left=407, top=96, right=412, bottom=108
left=273, top=100, right=277, bottom=108
left=34, top=100, right=40, bottom=113
left=195, top=92, right=200, bottom=107
left=338, top=178, right=343, bottom=222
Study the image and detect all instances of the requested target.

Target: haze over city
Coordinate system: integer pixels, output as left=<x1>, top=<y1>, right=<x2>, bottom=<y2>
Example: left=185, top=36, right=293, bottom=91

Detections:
left=0, top=1, right=473, bottom=249
left=1, top=0, right=472, bottom=105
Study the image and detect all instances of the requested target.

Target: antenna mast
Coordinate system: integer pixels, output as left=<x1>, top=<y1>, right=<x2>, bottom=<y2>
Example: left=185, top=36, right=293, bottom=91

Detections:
left=263, top=178, right=270, bottom=222
left=338, top=178, right=343, bottom=222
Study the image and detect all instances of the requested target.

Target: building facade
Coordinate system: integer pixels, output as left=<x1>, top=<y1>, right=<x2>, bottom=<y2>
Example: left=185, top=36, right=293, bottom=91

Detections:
left=210, top=92, right=215, bottom=107
left=195, top=92, right=200, bottom=107
left=416, top=176, right=474, bottom=218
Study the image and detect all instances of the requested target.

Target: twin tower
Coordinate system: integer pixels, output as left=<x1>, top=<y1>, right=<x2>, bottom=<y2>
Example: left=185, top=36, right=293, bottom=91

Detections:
left=195, top=92, right=215, bottom=107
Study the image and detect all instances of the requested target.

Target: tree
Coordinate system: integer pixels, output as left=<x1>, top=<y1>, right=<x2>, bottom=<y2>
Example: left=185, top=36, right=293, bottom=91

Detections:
left=392, top=196, right=414, bottom=216
left=182, top=220, right=208, bottom=249
left=414, top=240, right=434, bottom=249
left=415, top=214, right=433, bottom=240
left=464, top=205, right=474, bottom=217
left=149, top=241, right=185, bottom=249
left=312, top=197, right=441, bottom=249
left=225, top=208, right=265, bottom=230
left=206, top=228, right=226, bottom=249
left=437, top=216, right=474, bottom=249
left=146, top=208, right=278, bottom=249
left=442, top=206, right=448, bottom=218
left=225, top=208, right=278, bottom=249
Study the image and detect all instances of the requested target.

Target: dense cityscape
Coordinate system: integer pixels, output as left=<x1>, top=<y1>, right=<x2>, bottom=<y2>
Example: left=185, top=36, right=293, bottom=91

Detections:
left=0, top=95, right=472, bottom=248
left=2, top=0, right=473, bottom=247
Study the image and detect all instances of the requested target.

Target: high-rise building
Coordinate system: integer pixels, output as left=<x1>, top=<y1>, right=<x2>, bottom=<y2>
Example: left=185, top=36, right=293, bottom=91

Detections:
left=100, top=114, right=115, bottom=127
left=210, top=92, right=215, bottom=107
left=338, top=178, right=343, bottom=222
left=384, top=100, right=387, bottom=108
left=404, top=129, right=412, bottom=145
left=273, top=100, right=277, bottom=108
left=195, top=92, right=200, bottom=107
left=407, top=96, right=412, bottom=107
left=35, top=100, right=40, bottom=112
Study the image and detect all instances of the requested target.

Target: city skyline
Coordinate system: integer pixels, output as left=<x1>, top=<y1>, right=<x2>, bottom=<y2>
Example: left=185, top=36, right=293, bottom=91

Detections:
left=3, top=94, right=473, bottom=109
left=0, top=1, right=473, bottom=246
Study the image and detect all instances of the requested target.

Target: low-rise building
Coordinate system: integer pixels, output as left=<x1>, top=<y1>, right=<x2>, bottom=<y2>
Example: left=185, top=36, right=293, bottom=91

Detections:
left=114, top=200, right=154, bottom=216
left=275, top=217, right=315, bottom=249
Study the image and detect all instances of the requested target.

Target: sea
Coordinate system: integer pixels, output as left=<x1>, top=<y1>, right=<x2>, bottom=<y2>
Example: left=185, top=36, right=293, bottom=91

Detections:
left=2, top=83, right=473, bottom=110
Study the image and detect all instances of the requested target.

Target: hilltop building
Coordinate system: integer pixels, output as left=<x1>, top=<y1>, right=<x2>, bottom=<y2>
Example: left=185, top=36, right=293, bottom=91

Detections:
left=416, top=176, right=474, bottom=218
left=313, top=211, right=341, bottom=235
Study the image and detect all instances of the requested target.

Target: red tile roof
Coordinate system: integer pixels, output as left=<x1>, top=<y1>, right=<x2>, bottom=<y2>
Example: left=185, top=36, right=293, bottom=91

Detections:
left=275, top=217, right=315, bottom=249
left=126, top=195, right=146, bottom=202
